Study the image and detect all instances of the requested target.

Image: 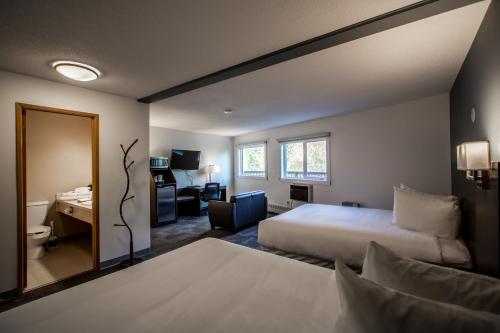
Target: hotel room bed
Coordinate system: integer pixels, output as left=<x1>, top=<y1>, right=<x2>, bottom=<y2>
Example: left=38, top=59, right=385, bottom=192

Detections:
left=258, top=204, right=471, bottom=268
left=0, top=238, right=339, bottom=333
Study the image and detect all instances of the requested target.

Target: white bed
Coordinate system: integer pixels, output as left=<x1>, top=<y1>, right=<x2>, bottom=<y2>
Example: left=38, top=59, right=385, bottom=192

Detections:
left=0, top=238, right=339, bottom=333
left=258, top=204, right=471, bottom=268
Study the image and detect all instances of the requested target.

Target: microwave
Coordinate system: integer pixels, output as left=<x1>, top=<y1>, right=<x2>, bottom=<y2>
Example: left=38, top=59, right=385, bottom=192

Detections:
left=150, top=156, right=169, bottom=169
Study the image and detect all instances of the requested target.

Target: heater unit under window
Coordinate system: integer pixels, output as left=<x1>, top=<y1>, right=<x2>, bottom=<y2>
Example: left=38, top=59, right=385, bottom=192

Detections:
left=290, top=184, right=313, bottom=202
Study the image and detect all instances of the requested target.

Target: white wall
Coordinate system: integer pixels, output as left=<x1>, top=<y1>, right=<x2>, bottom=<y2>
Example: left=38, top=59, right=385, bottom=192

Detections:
left=0, top=70, right=150, bottom=293
left=234, top=94, right=451, bottom=210
left=150, top=127, right=233, bottom=193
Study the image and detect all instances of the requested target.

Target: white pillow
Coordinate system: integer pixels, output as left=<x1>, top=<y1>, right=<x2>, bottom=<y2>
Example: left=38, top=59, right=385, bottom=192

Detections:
left=335, top=261, right=500, bottom=333
left=400, top=184, right=458, bottom=202
left=393, top=185, right=461, bottom=239
left=362, top=241, right=500, bottom=314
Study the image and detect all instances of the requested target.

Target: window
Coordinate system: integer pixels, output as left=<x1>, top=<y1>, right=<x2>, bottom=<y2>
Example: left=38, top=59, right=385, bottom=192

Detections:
left=238, top=142, right=267, bottom=178
left=280, top=134, right=329, bottom=183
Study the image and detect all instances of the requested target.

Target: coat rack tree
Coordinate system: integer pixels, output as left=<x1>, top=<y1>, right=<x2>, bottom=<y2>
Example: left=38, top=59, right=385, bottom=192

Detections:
left=114, top=138, right=143, bottom=267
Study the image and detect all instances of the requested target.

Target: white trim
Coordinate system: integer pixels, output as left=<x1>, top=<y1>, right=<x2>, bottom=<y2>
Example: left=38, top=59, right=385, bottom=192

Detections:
left=277, top=132, right=330, bottom=143
left=237, top=141, right=268, bottom=179
left=236, top=174, right=267, bottom=180
left=279, top=178, right=331, bottom=186
left=236, top=140, right=267, bottom=148
left=280, top=136, right=330, bottom=184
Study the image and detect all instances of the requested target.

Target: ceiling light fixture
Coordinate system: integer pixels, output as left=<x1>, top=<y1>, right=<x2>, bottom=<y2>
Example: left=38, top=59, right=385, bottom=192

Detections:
left=52, top=61, right=101, bottom=81
left=224, top=108, right=233, bottom=115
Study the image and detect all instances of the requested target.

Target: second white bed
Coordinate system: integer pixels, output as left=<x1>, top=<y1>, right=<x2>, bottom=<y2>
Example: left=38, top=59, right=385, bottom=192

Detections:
left=0, top=238, right=339, bottom=333
left=258, top=204, right=471, bottom=268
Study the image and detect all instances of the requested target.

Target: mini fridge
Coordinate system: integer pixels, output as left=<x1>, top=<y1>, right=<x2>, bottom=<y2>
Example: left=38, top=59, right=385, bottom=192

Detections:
left=152, top=183, right=177, bottom=226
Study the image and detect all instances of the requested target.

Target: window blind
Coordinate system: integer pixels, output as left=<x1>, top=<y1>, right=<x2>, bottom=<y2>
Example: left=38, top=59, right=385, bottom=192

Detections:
left=277, top=132, right=330, bottom=143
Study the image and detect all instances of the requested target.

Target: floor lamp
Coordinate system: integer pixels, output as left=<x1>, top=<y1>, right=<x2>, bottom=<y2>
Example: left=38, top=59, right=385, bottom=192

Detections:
left=208, top=164, right=220, bottom=183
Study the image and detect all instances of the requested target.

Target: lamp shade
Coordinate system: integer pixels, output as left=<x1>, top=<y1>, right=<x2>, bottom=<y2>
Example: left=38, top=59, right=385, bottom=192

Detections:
left=208, top=164, right=220, bottom=173
left=457, top=141, right=490, bottom=171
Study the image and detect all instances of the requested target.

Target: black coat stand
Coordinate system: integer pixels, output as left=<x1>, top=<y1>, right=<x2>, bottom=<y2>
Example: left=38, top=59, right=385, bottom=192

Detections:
left=114, top=138, right=143, bottom=267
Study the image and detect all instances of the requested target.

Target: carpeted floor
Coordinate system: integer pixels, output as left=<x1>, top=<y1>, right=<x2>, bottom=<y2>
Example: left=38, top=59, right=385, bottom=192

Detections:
left=150, top=212, right=261, bottom=257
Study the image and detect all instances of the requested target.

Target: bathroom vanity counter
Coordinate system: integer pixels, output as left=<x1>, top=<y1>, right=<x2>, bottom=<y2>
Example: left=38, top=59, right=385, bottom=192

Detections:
left=56, top=199, right=93, bottom=225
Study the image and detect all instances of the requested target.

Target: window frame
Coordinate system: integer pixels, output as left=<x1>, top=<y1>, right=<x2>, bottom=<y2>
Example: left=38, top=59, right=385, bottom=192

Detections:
left=279, top=136, right=330, bottom=185
left=237, top=141, right=268, bottom=179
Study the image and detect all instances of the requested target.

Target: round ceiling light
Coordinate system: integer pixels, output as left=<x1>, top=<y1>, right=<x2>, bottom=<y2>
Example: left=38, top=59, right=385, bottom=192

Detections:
left=224, top=108, right=233, bottom=115
left=52, top=61, right=101, bottom=81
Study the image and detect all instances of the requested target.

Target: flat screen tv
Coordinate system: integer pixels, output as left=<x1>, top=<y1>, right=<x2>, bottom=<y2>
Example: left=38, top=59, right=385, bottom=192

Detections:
left=170, top=149, right=201, bottom=170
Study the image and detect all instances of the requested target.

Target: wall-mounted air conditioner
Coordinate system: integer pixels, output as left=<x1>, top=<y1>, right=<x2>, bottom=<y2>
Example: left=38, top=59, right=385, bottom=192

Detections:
left=290, top=184, right=313, bottom=203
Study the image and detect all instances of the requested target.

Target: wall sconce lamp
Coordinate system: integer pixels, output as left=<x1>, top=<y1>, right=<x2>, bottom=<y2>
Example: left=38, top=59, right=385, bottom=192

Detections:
left=457, top=141, right=496, bottom=189
left=207, top=164, right=220, bottom=183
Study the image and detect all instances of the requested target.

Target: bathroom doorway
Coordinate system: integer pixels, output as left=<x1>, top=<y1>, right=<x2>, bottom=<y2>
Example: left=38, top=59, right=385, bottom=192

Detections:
left=16, top=103, right=99, bottom=292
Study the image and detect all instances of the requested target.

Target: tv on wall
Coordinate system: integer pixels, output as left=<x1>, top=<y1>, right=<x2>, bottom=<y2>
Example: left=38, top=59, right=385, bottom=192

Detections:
left=170, top=149, right=201, bottom=170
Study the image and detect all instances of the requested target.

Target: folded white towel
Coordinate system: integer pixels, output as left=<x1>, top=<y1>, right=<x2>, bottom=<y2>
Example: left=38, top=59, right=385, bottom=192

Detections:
left=58, top=196, right=77, bottom=201
left=57, top=188, right=91, bottom=201
left=74, top=187, right=91, bottom=192
left=77, top=198, right=92, bottom=203
left=59, top=192, right=91, bottom=197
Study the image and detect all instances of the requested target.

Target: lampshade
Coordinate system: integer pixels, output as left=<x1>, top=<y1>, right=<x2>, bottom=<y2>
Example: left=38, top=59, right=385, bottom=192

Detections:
left=208, top=164, right=220, bottom=173
left=457, top=141, right=490, bottom=171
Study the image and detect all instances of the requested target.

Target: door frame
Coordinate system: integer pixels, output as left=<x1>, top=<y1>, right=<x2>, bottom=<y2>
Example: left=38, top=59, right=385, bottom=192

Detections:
left=16, top=103, right=100, bottom=293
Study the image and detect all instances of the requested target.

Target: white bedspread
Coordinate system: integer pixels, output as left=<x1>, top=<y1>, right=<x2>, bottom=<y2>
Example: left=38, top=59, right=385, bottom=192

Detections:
left=0, top=238, right=339, bottom=333
left=259, top=204, right=471, bottom=268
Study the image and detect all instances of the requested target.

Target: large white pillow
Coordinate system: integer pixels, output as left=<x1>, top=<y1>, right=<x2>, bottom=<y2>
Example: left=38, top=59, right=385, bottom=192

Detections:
left=362, top=241, right=500, bottom=314
left=393, top=185, right=461, bottom=239
left=400, top=184, right=458, bottom=202
left=335, top=261, right=500, bottom=333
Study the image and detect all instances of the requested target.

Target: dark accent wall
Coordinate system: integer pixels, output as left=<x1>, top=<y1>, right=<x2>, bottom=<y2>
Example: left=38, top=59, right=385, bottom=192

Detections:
left=450, top=0, right=500, bottom=277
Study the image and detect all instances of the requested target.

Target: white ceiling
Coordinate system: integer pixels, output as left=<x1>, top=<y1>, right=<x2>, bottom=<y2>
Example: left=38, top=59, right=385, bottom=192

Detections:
left=0, top=0, right=418, bottom=98
left=151, top=1, right=489, bottom=136
left=0, top=1, right=489, bottom=137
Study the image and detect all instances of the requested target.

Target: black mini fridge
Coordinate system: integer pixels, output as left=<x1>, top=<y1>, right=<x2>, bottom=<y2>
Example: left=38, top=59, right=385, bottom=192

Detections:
left=151, top=183, right=177, bottom=226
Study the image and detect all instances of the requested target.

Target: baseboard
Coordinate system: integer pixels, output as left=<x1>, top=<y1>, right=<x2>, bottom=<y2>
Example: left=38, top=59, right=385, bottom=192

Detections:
left=99, top=248, right=151, bottom=269
left=0, top=288, right=19, bottom=302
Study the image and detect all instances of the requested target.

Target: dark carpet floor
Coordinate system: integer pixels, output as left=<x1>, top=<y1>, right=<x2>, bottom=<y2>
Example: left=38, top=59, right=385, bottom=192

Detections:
left=150, top=212, right=261, bottom=257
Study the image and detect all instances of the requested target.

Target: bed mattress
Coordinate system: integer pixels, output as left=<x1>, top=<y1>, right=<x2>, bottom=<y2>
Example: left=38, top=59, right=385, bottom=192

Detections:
left=258, top=204, right=471, bottom=268
left=0, top=238, right=339, bottom=333
left=263, top=247, right=336, bottom=269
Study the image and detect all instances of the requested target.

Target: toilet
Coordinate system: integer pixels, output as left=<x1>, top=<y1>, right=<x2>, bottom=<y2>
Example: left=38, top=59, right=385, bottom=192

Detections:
left=26, top=201, right=51, bottom=259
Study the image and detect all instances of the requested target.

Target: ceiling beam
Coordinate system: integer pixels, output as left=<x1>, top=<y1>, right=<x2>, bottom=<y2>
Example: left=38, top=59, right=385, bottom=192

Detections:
left=138, top=0, right=484, bottom=104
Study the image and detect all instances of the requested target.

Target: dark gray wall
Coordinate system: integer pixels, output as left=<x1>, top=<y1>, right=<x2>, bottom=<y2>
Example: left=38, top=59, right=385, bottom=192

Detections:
left=450, top=0, right=500, bottom=276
